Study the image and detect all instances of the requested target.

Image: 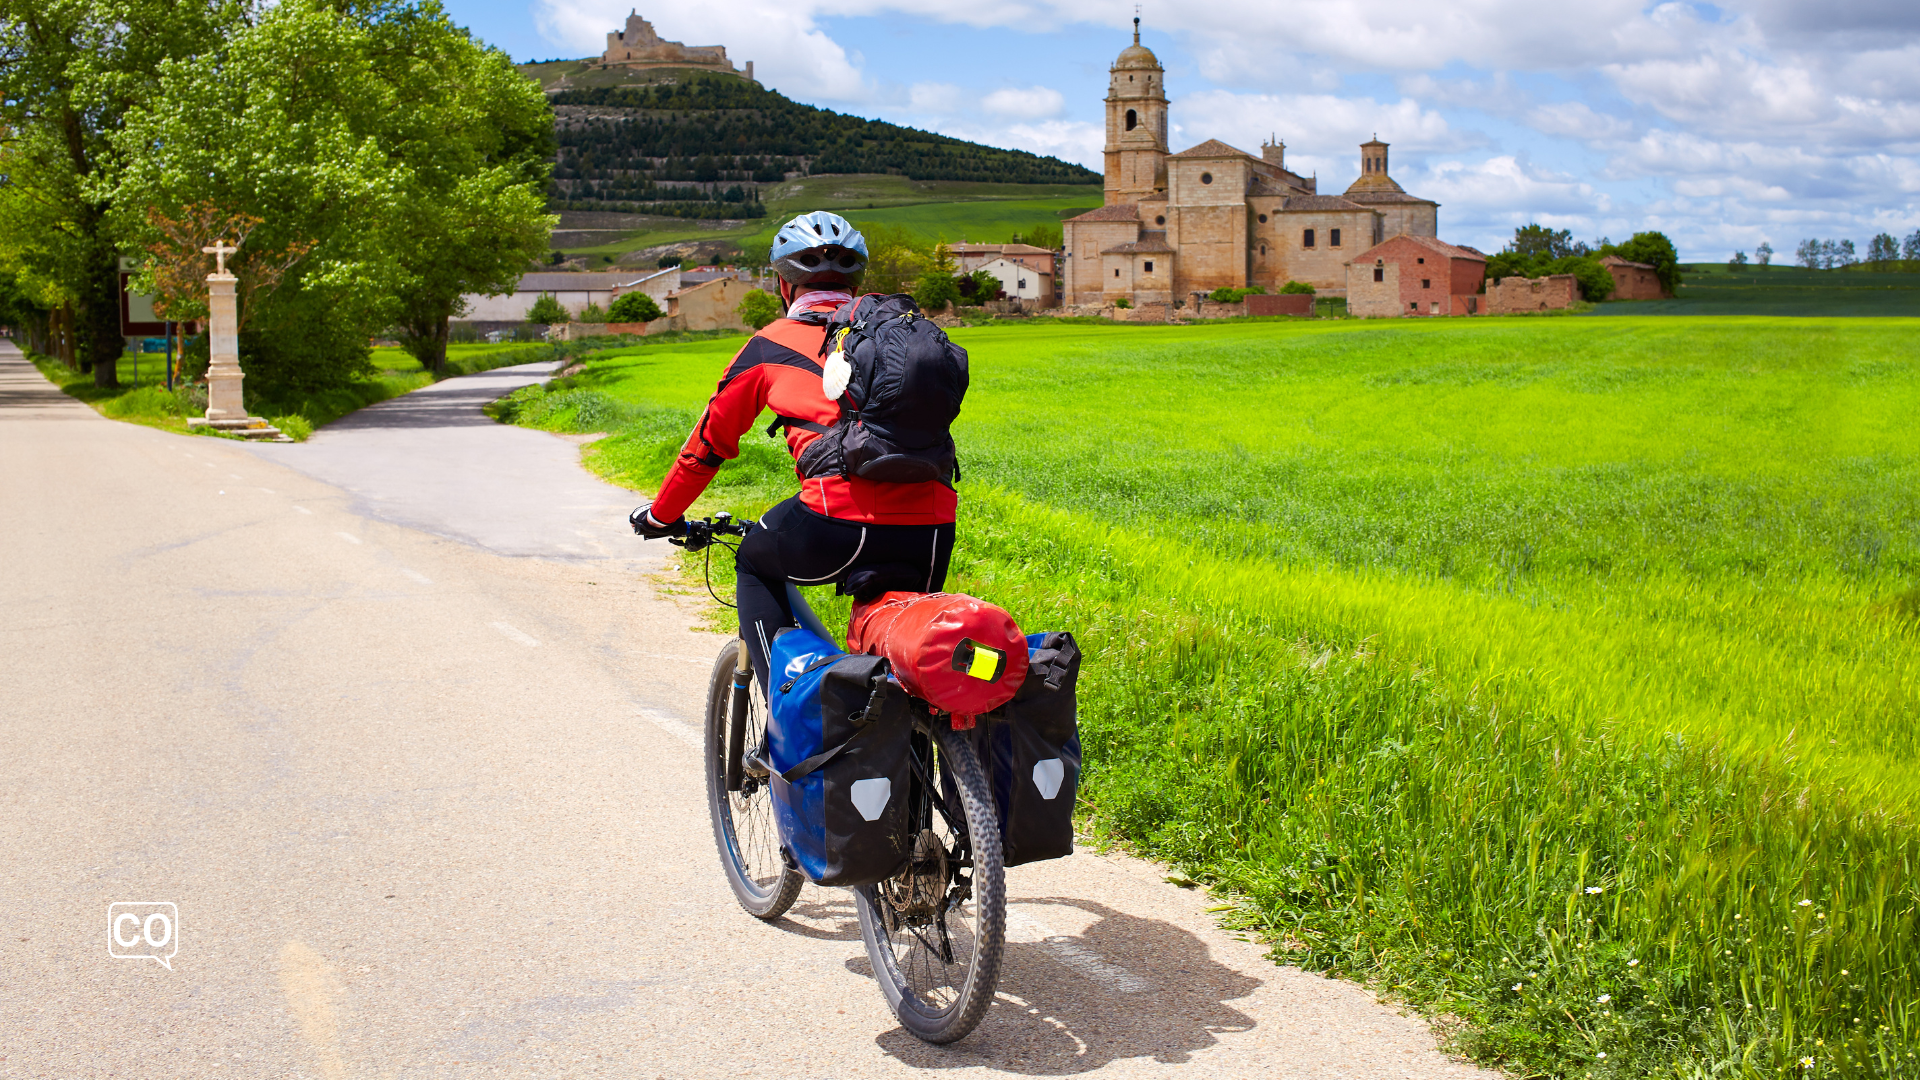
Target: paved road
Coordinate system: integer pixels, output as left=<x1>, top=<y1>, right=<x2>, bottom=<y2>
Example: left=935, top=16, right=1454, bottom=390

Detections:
left=0, top=343, right=1496, bottom=1079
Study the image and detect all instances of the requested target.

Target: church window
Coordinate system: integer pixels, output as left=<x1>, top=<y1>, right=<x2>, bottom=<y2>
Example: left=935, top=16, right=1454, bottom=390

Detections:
left=1258, top=213, right=1268, bottom=223
left=1144, top=261, right=1154, bottom=273
left=1155, top=215, right=1165, bottom=225
left=1126, top=109, right=1138, bottom=131
left=1114, top=269, right=1121, bottom=278
left=1331, top=228, right=1341, bottom=246
left=1374, top=267, right=1384, bottom=282
left=1416, top=257, right=1425, bottom=264
left=1261, top=245, right=1267, bottom=255
left=1409, top=301, right=1418, bottom=311
left=1422, top=279, right=1431, bottom=289
left=1303, top=228, right=1315, bottom=248
left=1200, top=172, right=1213, bottom=185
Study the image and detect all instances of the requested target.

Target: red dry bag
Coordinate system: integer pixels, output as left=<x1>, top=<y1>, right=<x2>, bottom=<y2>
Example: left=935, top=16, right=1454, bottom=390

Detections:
left=847, top=591, right=1028, bottom=719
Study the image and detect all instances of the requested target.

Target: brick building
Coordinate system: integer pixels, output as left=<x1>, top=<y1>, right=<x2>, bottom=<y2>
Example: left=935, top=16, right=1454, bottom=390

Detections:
left=1345, top=235, right=1487, bottom=317
left=1486, top=274, right=1578, bottom=314
left=1063, top=21, right=1440, bottom=305
left=1600, top=255, right=1667, bottom=300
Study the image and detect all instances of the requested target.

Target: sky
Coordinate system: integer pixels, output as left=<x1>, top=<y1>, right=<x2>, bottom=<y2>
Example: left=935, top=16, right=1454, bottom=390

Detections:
left=442, top=0, right=1920, bottom=259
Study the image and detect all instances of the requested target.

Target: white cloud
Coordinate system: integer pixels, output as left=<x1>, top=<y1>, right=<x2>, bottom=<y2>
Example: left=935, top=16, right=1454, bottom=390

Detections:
left=982, top=86, right=1067, bottom=119
left=909, top=83, right=966, bottom=114
left=1169, top=89, right=1472, bottom=170
left=1420, top=156, right=1609, bottom=217
left=1526, top=101, right=1634, bottom=142
left=914, top=119, right=1105, bottom=170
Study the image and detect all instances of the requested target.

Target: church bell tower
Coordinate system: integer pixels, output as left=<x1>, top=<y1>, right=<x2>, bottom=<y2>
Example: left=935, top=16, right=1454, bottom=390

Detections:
left=1103, top=18, right=1168, bottom=206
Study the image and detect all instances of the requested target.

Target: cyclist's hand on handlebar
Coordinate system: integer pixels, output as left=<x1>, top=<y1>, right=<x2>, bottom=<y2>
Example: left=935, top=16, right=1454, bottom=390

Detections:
left=628, top=503, right=686, bottom=541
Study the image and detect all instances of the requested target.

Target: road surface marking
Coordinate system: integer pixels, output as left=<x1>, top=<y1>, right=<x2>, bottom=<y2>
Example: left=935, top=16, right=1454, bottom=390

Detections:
left=491, top=621, right=538, bottom=647
left=1005, top=910, right=1150, bottom=993
left=335, top=532, right=361, bottom=545
left=400, top=568, right=431, bottom=585
left=279, top=941, right=348, bottom=1080
left=639, top=708, right=702, bottom=749
left=293, top=506, right=312, bottom=515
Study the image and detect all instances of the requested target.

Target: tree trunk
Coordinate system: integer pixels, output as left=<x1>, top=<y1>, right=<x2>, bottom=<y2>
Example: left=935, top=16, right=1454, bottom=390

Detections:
left=400, top=299, right=455, bottom=377
left=82, top=245, right=121, bottom=389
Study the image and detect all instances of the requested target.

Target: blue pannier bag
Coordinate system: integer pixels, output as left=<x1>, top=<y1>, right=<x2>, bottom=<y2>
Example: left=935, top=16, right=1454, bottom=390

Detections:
left=972, top=632, right=1081, bottom=867
left=766, top=626, right=914, bottom=886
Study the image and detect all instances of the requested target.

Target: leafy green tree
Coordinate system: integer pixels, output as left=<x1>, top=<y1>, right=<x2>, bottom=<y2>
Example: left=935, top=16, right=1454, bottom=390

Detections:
left=1904, top=231, right=1920, bottom=262
left=578, top=302, right=609, bottom=323
left=1756, top=241, right=1773, bottom=268
left=526, top=293, right=568, bottom=324
left=1601, top=232, right=1681, bottom=294
left=1728, top=251, right=1748, bottom=269
left=912, top=273, right=960, bottom=312
left=1509, top=224, right=1584, bottom=260
left=1552, top=256, right=1615, bottom=301
left=1278, top=280, right=1315, bottom=295
left=0, top=0, right=239, bottom=386
left=608, top=290, right=662, bottom=322
left=861, top=225, right=928, bottom=295
left=957, top=270, right=1001, bottom=304
left=1011, top=224, right=1062, bottom=249
left=112, top=0, right=554, bottom=384
left=1866, top=233, right=1899, bottom=265
left=736, top=288, right=781, bottom=330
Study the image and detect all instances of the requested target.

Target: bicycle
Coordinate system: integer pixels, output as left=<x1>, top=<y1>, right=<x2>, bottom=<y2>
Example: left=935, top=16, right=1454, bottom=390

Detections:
left=674, top=513, right=1006, bottom=1045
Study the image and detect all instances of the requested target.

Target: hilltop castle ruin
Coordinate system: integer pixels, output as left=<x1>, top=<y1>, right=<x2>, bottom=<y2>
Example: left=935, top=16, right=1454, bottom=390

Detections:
left=600, top=11, right=753, bottom=82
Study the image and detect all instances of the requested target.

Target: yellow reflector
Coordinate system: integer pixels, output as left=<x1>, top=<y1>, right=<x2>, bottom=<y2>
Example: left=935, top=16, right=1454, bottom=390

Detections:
left=952, top=639, right=1006, bottom=681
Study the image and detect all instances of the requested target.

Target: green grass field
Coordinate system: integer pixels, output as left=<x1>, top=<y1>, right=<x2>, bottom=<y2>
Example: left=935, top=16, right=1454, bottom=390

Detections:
left=1594, top=264, right=1920, bottom=317
left=494, top=316, right=1920, bottom=1078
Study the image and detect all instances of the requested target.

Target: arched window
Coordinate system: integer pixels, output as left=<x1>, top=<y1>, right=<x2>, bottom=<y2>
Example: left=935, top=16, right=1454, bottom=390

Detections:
left=1125, top=109, right=1137, bottom=131
left=1260, top=244, right=1267, bottom=255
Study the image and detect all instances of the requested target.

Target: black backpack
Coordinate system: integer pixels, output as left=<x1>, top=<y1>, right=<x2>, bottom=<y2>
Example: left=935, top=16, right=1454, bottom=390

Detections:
left=790, top=294, right=968, bottom=485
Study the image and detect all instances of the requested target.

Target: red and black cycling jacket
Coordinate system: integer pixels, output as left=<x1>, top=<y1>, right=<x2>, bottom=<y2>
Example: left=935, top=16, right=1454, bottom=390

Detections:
left=650, top=304, right=959, bottom=526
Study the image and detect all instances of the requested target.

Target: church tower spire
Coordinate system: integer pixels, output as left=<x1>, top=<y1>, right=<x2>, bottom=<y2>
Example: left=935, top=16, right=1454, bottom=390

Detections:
left=1103, top=20, right=1168, bottom=206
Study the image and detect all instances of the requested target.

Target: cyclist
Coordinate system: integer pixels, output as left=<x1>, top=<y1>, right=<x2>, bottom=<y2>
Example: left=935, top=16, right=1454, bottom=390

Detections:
left=630, top=211, right=957, bottom=692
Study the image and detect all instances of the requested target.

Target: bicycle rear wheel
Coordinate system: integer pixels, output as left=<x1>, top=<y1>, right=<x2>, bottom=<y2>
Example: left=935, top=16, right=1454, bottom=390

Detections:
left=705, top=639, right=803, bottom=919
left=854, top=722, right=1005, bottom=1044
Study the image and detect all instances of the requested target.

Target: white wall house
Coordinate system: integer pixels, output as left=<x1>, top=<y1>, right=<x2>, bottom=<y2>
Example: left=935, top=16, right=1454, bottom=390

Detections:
left=977, top=257, right=1052, bottom=301
left=459, top=267, right=681, bottom=321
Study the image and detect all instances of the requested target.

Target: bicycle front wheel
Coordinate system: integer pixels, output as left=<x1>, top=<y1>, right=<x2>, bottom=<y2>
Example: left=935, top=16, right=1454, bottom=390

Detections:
left=705, top=639, right=803, bottom=919
left=854, top=722, right=1006, bottom=1044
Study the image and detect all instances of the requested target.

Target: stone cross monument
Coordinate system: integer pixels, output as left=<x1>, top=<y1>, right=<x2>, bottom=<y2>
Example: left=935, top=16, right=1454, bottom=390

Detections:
left=201, top=239, right=244, bottom=421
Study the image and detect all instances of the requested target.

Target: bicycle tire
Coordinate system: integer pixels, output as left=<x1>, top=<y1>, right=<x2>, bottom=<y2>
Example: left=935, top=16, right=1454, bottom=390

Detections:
left=705, top=639, right=803, bottom=919
left=854, top=723, right=1006, bottom=1044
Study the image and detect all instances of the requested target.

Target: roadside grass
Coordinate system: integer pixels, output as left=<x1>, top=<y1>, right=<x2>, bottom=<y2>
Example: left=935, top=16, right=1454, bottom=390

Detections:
left=32, top=340, right=568, bottom=440
left=496, top=315, right=1920, bottom=1078
left=1595, top=264, right=1920, bottom=317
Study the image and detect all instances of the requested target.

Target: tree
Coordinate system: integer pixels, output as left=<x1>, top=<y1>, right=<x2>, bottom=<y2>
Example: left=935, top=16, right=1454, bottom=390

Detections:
left=1866, top=233, right=1899, bottom=265
left=1509, top=224, right=1584, bottom=260
left=1905, top=231, right=1920, bottom=262
left=526, top=293, right=568, bottom=324
left=1010, top=224, right=1062, bottom=250
left=112, top=0, right=555, bottom=385
left=1728, top=251, right=1748, bottom=270
left=1756, top=241, right=1773, bottom=268
left=956, top=269, right=1000, bottom=304
left=0, top=0, right=238, bottom=386
left=1819, top=239, right=1837, bottom=269
left=862, top=225, right=928, bottom=295
left=736, top=288, right=780, bottom=330
left=1795, top=239, right=1819, bottom=268
left=1835, top=239, right=1858, bottom=268
left=608, top=290, right=661, bottom=322
left=1279, top=280, right=1315, bottom=295
left=1602, top=232, right=1680, bottom=294
left=912, top=273, right=959, bottom=312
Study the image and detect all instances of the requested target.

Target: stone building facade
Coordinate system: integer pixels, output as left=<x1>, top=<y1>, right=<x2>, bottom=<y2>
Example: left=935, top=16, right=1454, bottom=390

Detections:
left=1345, top=235, right=1487, bottom=317
left=1600, top=255, right=1666, bottom=300
left=1486, top=274, right=1578, bottom=314
left=1063, top=23, right=1439, bottom=305
left=601, top=11, right=752, bottom=81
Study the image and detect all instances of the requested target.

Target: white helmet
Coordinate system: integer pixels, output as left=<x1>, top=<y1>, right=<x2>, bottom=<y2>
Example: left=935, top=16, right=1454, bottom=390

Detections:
left=770, top=211, right=868, bottom=288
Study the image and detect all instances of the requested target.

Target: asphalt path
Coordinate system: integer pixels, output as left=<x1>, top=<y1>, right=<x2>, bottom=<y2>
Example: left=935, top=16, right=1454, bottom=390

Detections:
left=0, top=342, right=1498, bottom=1079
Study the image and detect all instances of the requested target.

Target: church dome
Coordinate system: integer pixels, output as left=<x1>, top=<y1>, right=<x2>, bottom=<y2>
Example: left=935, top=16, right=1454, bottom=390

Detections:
left=1113, top=42, right=1161, bottom=70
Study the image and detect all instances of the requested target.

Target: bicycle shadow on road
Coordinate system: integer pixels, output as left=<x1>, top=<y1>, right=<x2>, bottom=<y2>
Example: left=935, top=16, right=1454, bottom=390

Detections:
left=871, top=897, right=1262, bottom=1074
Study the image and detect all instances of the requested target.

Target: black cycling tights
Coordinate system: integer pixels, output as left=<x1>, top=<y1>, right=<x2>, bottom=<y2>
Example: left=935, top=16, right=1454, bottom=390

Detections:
left=735, top=496, right=955, bottom=692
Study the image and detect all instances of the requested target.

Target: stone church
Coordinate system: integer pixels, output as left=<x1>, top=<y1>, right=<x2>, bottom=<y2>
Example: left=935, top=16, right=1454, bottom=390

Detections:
left=600, top=11, right=753, bottom=82
left=1063, top=23, right=1439, bottom=304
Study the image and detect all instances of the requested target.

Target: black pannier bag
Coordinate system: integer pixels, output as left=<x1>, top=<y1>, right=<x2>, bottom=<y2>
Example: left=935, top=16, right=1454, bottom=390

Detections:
left=787, top=293, right=969, bottom=485
left=972, top=632, right=1082, bottom=867
left=766, top=627, right=916, bottom=887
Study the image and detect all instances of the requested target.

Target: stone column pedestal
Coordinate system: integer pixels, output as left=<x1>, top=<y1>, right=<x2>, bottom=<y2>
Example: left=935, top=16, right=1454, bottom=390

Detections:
left=204, top=272, right=244, bottom=420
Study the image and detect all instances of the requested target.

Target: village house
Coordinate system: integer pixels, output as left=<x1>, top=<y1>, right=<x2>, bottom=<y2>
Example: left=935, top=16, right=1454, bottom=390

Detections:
left=1063, top=21, right=1441, bottom=306
left=1345, top=235, right=1488, bottom=317
left=1486, top=274, right=1578, bottom=314
left=457, top=267, right=680, bottom=323
left=1601, top=255, right=1667, bottom=300
left=949, top=243, right=1057, bottom=277
left=974, top=257, right=1052, bottom=301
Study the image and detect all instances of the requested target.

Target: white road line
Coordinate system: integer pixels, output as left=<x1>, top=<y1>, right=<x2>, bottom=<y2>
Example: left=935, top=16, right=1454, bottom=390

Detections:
left=335, top=532, right=361, bottom=545
left=638, top=708, right=702, bottom=749
left=491, top=622, right=539, bottom=647
left=400, top=568, right=431, bottom=585
left=638, top=652, right=714, bottom=665
left=293, top=506, right=312, bottom=515
left=1005, top=910, right=1150, bottom=993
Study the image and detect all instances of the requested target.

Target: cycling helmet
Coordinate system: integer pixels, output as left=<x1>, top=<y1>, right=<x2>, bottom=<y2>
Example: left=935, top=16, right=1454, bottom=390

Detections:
left=770, top=211, right=868, bottom=288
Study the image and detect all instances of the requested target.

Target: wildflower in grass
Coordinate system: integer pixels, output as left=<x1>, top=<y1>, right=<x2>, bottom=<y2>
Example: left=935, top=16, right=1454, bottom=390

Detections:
left=1597, top=1052, right=1607, bottom=1060
left=1801, top=1057, right=1815, bottom=1069
left=1586, top=886, right=1603, bottom=894
left=1840, top=969, right=1848, bottom=975
left=1799, top=899, right=1813, bottom=907
left=1627, top=959, right=1640, bottom=967
left=1597, top=994, right=1611, bottom=1004
left=1513, top=983, right=1524, bottom=991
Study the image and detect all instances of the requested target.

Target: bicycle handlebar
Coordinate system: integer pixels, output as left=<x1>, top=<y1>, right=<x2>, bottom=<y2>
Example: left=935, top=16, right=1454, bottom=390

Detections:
left=670, top=511, right=752, bottom=551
